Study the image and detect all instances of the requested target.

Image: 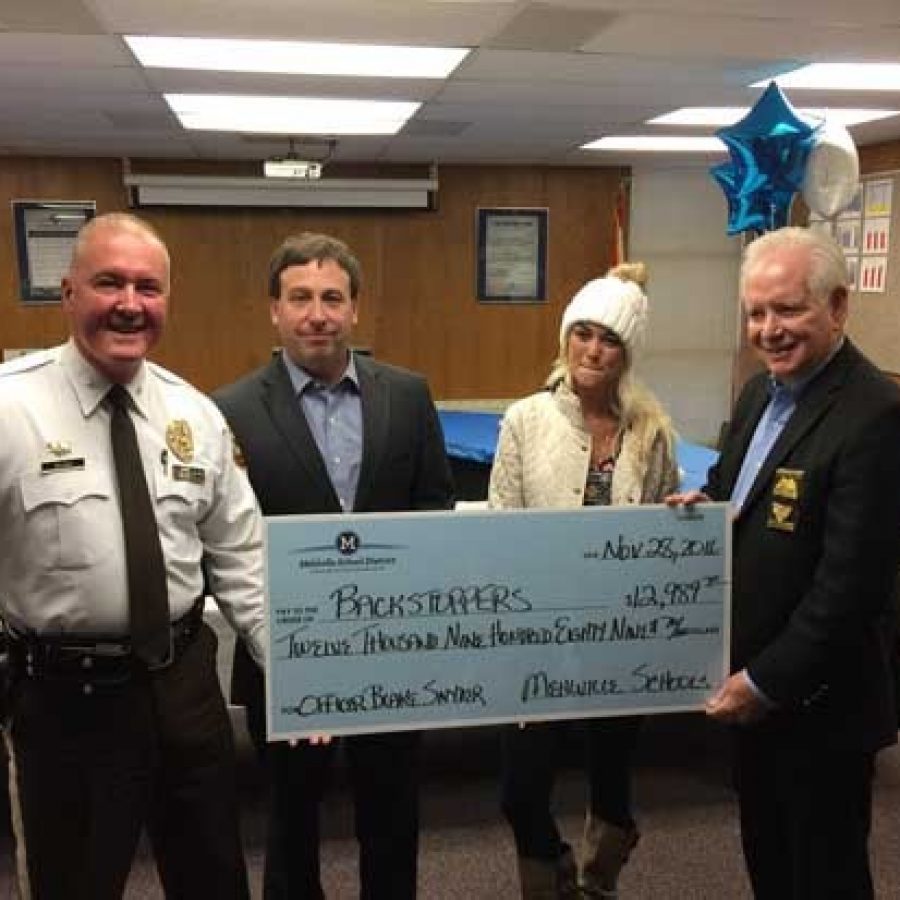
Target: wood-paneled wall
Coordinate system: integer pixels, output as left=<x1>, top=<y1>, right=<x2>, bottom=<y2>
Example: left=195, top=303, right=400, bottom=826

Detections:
left=0, top=158, right=126, bottom=354
left=860, top=139, right=900, bottom=175
left=1, top=157, right=625, bottom=397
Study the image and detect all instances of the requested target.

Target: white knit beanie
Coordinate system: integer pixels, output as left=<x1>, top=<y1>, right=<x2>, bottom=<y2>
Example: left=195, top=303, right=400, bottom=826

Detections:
left=559, top=276, right=648, bottom=353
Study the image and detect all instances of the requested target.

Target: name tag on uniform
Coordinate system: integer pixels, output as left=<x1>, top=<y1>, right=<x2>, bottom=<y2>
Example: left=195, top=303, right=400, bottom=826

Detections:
left=172, top=464, right=206, bottom=485
left=40, top=457, right=86, bottom=474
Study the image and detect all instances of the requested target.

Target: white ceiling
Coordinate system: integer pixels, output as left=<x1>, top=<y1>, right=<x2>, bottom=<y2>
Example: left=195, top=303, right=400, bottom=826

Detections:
left=1, top=0, right=899, bottom=167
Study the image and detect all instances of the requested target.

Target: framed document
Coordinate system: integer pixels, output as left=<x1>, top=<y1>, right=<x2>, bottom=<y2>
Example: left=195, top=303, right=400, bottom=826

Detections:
left=476, top=207, right=548, bottom=303
left=12, top=200, right=95, bottom=304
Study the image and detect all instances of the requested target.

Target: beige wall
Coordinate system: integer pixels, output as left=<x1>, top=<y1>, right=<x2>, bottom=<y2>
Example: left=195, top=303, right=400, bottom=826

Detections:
left=629, top=166, right=742, bottom=445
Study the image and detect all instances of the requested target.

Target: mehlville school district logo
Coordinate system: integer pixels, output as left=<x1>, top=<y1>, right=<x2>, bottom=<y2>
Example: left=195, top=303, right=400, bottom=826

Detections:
left=335, top=531, right=361, bottom=555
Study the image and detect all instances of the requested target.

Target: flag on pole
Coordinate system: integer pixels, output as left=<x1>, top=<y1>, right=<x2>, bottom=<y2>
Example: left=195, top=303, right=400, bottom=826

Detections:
left=610, top=180, right=627, bottom=267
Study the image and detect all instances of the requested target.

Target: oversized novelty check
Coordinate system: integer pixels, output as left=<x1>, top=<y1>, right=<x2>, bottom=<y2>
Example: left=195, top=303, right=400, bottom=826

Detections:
left=265, top=504, right=730, bottom=740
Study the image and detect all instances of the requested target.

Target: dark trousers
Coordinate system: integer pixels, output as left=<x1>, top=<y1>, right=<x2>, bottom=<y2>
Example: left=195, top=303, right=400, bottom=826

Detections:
left=734, top=728, right=876, bottom=900
left=8, top=623, right=249, bottom=900
left=500, top=716, right=642, bottom=860
left=264, top=731, right=421, bottom=900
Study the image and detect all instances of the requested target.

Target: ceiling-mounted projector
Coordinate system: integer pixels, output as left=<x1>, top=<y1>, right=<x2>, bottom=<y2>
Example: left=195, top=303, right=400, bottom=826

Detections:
left=264, top=158, right=323, bottom=179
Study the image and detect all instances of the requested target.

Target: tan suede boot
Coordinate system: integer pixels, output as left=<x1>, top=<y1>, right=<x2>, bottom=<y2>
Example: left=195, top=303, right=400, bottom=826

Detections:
left=517, top=849, right=580, bottom=899
left=579, top=815, right=639, bottom=898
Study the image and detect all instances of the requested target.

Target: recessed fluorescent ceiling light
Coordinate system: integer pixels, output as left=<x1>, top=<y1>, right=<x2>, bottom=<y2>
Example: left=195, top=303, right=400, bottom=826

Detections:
left=754, top=63, right=900, bottom=91
left=582, top=136, right=725, bottom=152
left=126, top=35, right=469, bottom=78
left=650, top=107, right=899, bottom=127
left=165, top=94, right=420, bottom=135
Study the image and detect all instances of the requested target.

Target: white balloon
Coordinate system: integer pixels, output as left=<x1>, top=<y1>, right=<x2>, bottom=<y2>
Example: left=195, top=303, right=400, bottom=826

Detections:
left=802, top=120, right=860, bottom=218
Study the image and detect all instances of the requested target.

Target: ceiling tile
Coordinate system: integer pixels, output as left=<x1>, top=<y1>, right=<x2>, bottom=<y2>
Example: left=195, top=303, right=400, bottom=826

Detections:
left=0, top=0, right=102, bottom=33
left=89, top=0, right=514, bottom=45
left=1, top=0, right=898, bottom=164
left=487, top=4, right=619, bottom=51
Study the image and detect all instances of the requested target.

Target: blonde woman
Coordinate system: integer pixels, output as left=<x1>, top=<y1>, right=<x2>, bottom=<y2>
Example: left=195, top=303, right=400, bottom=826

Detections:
left=489, top=264, right=678, bottom=899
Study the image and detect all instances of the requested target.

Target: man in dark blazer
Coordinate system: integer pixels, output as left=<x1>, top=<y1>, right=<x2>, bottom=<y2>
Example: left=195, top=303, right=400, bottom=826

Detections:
left=213, top=232, right=454, bottom=900
left=670, top=226, right=900, bottom=899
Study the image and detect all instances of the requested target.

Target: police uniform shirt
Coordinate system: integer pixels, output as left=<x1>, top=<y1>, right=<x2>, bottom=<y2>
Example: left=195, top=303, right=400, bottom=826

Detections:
left=0, top=341, right=266, bottom=662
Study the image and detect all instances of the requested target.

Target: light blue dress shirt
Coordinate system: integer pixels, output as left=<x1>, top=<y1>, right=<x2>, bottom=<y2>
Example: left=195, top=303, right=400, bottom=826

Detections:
left=282, top=351, right=363, bottom=512
left=730, top=381, right=797, bottom=515
left=730, top=338, right=845, bottom=515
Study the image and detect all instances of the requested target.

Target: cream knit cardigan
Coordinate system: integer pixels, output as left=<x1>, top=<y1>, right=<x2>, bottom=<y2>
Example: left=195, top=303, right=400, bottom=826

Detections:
left=488, top=382, right=678, bottom=510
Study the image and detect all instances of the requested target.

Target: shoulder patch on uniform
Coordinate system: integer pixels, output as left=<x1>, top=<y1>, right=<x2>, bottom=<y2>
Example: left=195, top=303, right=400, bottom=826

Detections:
left=228, top=429, right=248, bottom=469
left=0, top=349, right=54, bottom=378
left=146, top=360, right=187, bottom=387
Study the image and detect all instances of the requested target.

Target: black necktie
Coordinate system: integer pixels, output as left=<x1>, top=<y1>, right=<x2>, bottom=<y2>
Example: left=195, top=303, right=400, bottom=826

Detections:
left=108, top=384, right=171, bottom=667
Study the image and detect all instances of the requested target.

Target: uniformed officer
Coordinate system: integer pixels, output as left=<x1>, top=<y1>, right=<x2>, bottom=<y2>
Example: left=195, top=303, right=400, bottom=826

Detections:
left=0, top=212, right=265, bottom=899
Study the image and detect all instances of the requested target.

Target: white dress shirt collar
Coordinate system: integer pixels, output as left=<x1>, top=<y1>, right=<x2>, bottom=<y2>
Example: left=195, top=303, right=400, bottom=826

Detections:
left=61, top=339, right=151, bottom=418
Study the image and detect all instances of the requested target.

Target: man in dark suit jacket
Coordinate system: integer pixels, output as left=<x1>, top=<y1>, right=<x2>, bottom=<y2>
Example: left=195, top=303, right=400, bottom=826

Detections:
left=670, top=227, right=900, bottom=899
left=214, top=232, right=454, bottom=900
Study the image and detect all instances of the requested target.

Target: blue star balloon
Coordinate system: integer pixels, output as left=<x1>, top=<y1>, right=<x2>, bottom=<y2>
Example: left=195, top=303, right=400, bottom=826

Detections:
left=710, top=82, right=819, bottom=234
left=710, top=161, right=794, bottom=235
left=716, top=81, right=819, bottom=196
left=711, top=162, right=757, bottom=234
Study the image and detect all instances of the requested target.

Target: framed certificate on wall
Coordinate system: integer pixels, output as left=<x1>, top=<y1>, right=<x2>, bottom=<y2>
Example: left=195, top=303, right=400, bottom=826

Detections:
left=12, top=200, right=95, bottom=304
left=476, top=207, right=548, bottom=303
